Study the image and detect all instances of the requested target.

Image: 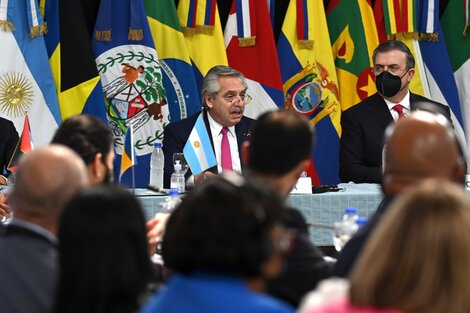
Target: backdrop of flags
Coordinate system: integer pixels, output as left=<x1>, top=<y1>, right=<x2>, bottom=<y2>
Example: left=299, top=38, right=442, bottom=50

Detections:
left=144, top=0, right=201, bottom=122
left=278, top=0, right=342, bottom=185
left=326, top=0, right=379, bottom=111
left=92, top=0, right=170, bottom=188
left=0, top=0, right=61, bottom=147
left=224, top=0, right=284, bottom=119
left=177, top=0, right=228, bottom=86
left=42, top=0, right=107, bottom=121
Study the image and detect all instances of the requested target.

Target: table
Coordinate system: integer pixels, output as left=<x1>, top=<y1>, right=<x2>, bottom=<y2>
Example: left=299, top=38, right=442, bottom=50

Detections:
left=134, top=183, right=384, bottom=246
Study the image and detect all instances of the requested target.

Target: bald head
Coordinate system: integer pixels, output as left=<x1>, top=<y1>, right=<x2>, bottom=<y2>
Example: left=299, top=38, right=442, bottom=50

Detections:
left=10, top=145, right=88, bottom=228
left=382, top=111, right=464, bottom=196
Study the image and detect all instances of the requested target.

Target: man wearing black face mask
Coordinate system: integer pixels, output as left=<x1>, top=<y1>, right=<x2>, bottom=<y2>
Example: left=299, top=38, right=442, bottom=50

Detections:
left=339, top=40, right=451, bottom=184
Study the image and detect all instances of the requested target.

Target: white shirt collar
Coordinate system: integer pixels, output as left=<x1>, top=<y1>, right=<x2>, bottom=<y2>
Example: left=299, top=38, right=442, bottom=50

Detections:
left=206, top=112, right=235, bottom=136
left=383, top=91, right=411, bottom=112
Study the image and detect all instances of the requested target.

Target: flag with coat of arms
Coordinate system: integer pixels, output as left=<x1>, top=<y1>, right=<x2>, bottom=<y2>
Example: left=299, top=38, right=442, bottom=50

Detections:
left=0, top=0, right=61, bottom=147
left=277, top=0, right=342, bottom=185
left=92, top=0, right=170, bottom=188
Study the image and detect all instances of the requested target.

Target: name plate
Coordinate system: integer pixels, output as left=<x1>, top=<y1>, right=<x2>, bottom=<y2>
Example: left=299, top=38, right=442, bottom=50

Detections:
left=291, top=177, right=312, bottom=194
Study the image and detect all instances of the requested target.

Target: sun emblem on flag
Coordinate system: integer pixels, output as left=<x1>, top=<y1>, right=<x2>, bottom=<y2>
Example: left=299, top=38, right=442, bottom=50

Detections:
left=193, top=141, right=201, bottom=148
left=0, top=72, right=33, bottom=117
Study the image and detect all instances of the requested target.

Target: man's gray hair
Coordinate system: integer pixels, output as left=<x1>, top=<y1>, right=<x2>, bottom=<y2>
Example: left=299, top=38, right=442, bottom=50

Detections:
left=201, top=65, right=248, bottom=109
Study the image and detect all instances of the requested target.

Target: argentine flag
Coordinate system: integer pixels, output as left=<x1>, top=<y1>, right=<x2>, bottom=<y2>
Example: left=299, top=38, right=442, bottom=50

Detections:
left=0, top=0, right=61, bottom=146
left=183, top=113, right=217, bottom=175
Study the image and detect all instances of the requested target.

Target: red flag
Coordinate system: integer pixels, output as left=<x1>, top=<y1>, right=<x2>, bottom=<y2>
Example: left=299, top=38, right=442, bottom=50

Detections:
left=224, top=0, right=284, bottom=119
left=7, top=115, right=33, bottom=172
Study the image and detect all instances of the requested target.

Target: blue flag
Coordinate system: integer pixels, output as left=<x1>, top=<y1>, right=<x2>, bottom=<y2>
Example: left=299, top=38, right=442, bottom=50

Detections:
left=0, top=0, right=61, bottom=146
left=92, top=0, right=170, bottom=188
left=183, top=113, right=217, bottom=175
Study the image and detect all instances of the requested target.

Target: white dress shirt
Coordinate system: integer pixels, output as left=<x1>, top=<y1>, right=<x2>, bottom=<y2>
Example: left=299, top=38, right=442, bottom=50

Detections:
left=384, top=91, right=411, bottom=121
left=207, top=113, right=242, bottom=174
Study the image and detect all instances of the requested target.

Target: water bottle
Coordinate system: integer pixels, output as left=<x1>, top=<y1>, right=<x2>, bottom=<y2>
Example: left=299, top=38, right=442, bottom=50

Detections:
left=149, top=143, right=164, bottom=190
left=342, top=207, right=359, bottom=223
left=333, top=208, right=360, bottom=251
left=170, top=160, right=185, bottom=193
left=160, top=189, right=182, bottom=212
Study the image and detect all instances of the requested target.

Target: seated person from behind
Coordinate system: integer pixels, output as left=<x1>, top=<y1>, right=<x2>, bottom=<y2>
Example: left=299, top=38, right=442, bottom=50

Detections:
left=299, top=179, right=470, bottom=313
left=162, top=65, right=254, bottom=188
left=53, top=185, right=158, bottom=313
left=140, top=173, right=295, bottom=313
left=339, top=40, right=451, bottom=183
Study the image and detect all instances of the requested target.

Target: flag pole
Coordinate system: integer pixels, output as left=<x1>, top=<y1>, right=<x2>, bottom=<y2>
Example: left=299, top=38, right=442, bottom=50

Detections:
left=130, top=124, right=136, bottom=194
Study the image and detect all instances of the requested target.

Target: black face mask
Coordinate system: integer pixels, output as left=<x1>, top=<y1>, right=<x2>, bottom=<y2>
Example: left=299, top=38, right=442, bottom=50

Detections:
left=375, top=71, right=407, bottom=98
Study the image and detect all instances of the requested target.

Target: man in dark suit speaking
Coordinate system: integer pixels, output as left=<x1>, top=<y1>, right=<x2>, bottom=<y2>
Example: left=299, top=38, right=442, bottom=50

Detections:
left=339, top=40, right=451, bottom=184
left=0, top=117, right=19, bottom=186
left=162, top=65, right=254, bottom=188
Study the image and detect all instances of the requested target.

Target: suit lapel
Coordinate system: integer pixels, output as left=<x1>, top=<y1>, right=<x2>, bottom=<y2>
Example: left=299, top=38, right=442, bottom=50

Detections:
left=369, top=93, right=394, bottom=130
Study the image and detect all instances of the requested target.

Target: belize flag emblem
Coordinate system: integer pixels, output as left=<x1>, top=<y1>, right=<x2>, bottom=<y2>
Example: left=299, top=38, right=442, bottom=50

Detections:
left=92, top=0, right=170, bottom=187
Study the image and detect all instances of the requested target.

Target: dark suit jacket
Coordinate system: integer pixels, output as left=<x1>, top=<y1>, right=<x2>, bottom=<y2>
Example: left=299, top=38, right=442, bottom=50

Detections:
left=162, top=111, right=254, bottom=188
left=339, top=93, right=451, bottom=183
left=0, top=222, right=58, bottom=313
left=334, top=197, right=394, bottom=277
left=0, top=117, right=19, bottom=177
left=266, top=207, right=333, bottom=307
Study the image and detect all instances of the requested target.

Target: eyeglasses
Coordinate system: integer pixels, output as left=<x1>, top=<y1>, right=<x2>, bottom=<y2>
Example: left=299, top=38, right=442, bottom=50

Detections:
left=372, top=65, right=409, bottom=76
left=218, top=92, right=252, bottom=104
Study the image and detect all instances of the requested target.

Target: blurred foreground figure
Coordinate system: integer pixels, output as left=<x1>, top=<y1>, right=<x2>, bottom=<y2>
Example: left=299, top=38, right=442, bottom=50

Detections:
left=140, top=174, right=295, bottom=313
left=0, top=145, right=88, bottom=313
left=53, top=185, right=157, bottom=313
left=300, top=179, right=470, bottom=313
left=243, top=109, right=332, bottom=307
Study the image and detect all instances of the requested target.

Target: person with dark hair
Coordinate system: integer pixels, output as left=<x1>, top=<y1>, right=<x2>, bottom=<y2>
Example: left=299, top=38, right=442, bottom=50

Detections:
left=0, top=145, right=88, bottom=313
left=0, top=117, right=18, bottom=186
left=51, top=114, right=163, bottom=255
left=334, top=110, right=465, bottom=277
left=140, top=173, right=295, bottom=313
left=339, top=39, right=451, bottom=183
left=51, top=114, right=115, bottom=185
left=242, top=110, right=332, bottom=307
left=162, top=65, right=254, bottom=188
left=300, top=179, right=470, bottom=313
left=53, top=185, right=157, bottom=313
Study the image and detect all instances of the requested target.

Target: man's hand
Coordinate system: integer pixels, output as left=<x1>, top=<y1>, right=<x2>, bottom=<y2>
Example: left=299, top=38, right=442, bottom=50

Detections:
left=146, top=213, right=171, bottom=255
left=194, top=171, right=216, bottom=185
left=0, top=191, right=10, bottom=222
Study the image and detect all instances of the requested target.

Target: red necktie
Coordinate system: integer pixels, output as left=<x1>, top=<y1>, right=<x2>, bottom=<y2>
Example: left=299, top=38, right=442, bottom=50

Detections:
left=393, top=104, right=405, bottom=119
left=221, top=127, right=233, bottom=171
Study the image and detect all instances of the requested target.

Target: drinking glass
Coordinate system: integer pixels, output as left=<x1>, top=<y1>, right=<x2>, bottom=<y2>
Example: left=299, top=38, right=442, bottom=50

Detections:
left=172, top=153, right=188, bottom=175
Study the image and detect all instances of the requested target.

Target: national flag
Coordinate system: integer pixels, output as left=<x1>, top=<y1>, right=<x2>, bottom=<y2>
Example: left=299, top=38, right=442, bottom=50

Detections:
left=7, top=114, right=33, bottom=172
left=144, top=0, right=200, bottom=122
left=183, top=113, right=217, bottom=175
left=326, top=0, right=379, bottom=111
left=0, top=0, right=61, bottom=147
left=277, top=0, right=342, bottom=185
left=92, top=0, right=170, bottom=188
left=42, top=0, right=107, bottom=121
left=177, top=0, right=228, bottom=86
left=120, top=125, right=137, bottom=181
left=418, top=19, right=467, bottom=158
left=224, top=0, right=284, bottom=119
left=442, top=0, right=470, bottom=158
